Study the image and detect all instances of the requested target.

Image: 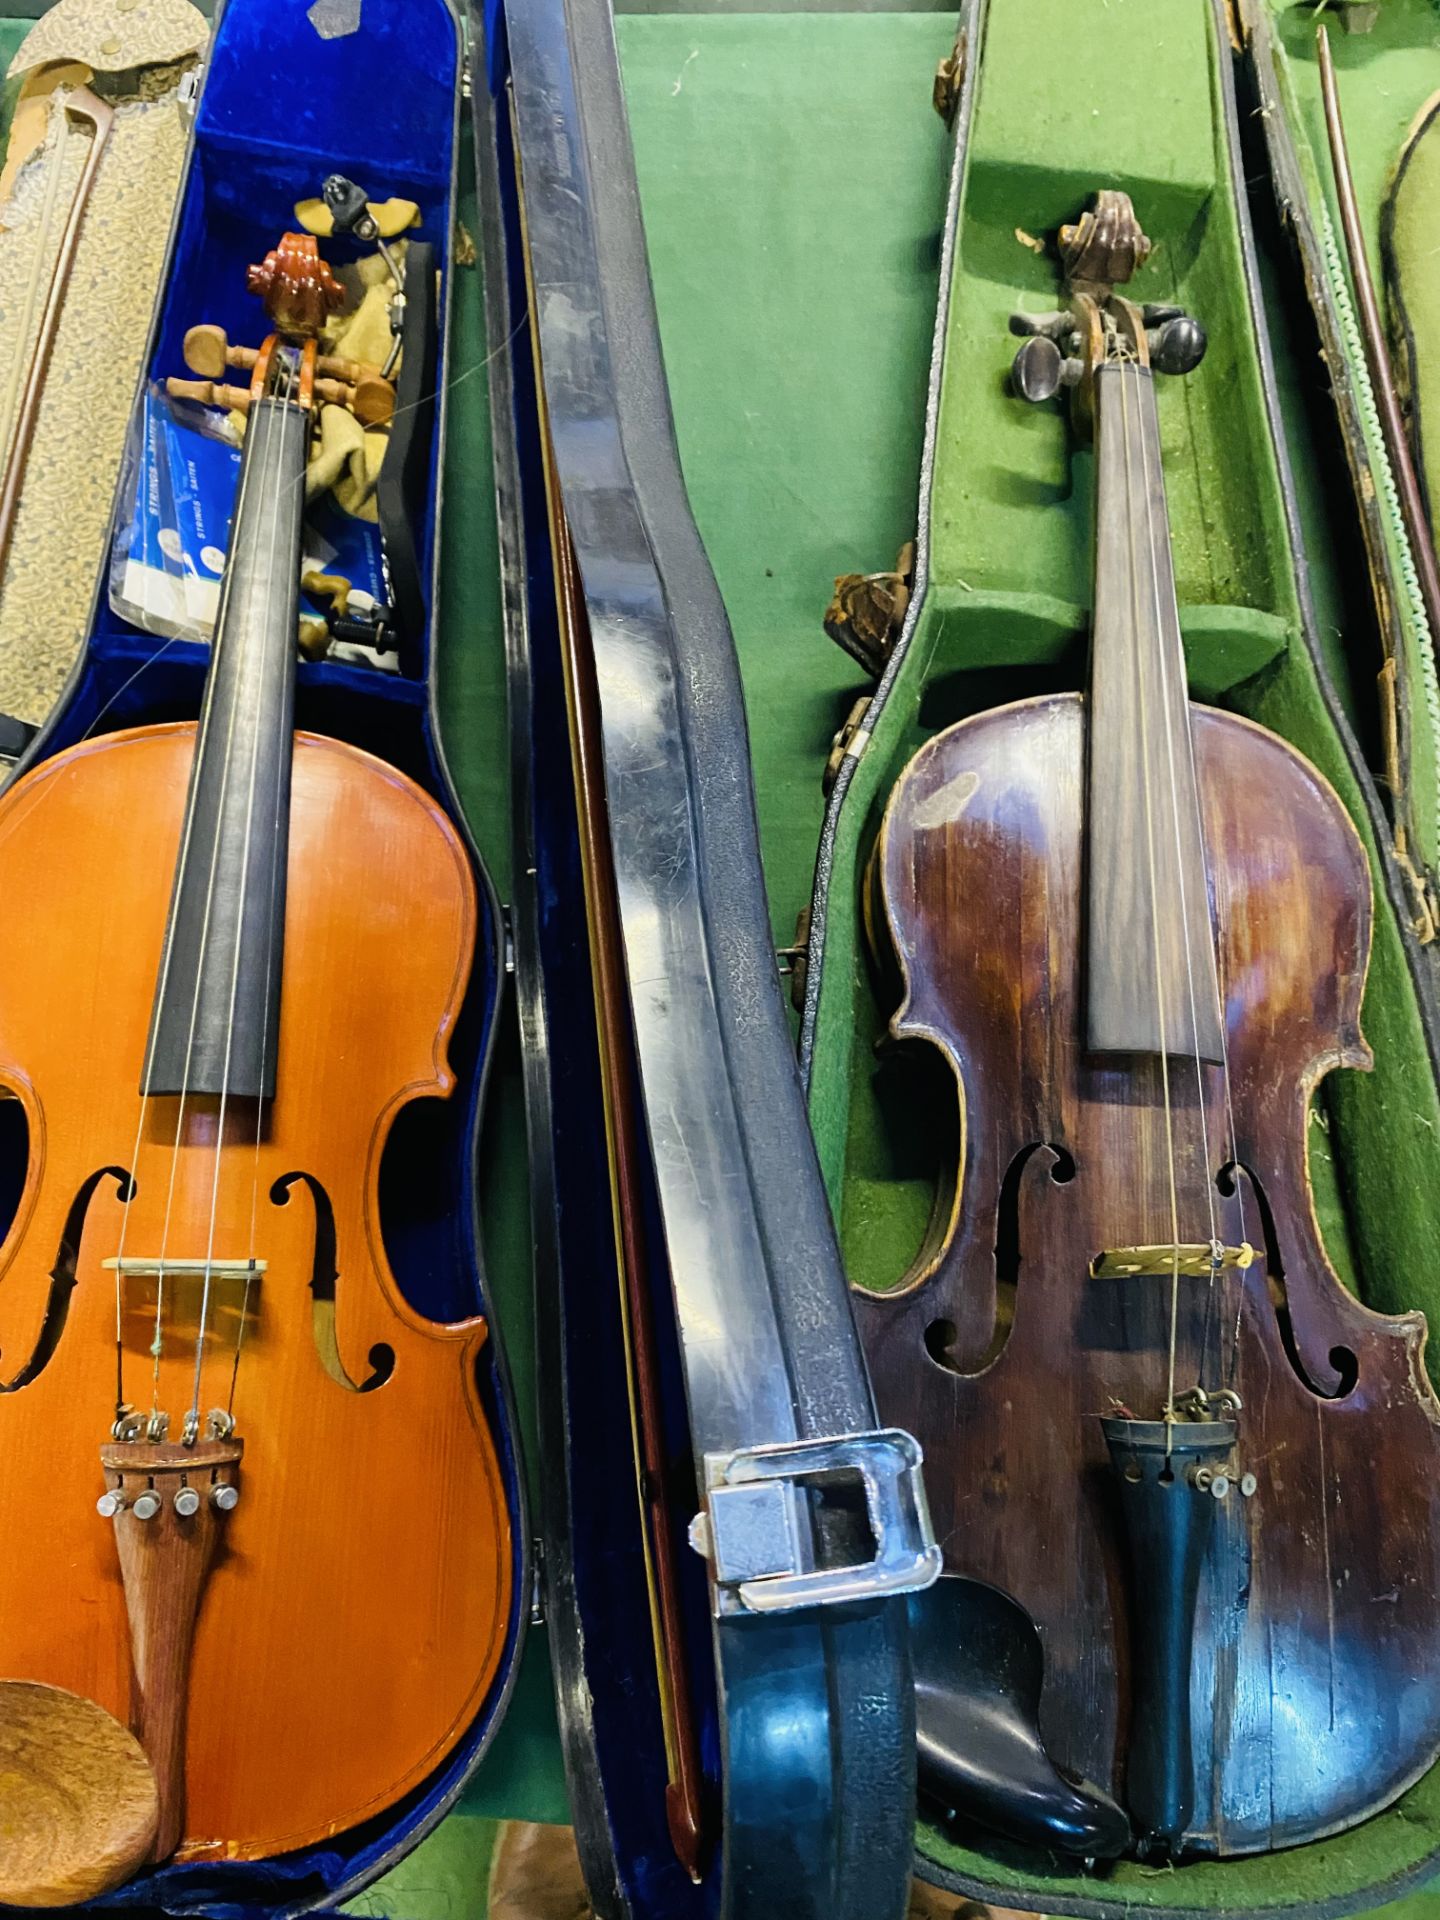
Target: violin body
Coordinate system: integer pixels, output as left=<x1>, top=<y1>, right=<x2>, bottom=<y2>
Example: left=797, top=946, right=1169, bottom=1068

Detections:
left=863, top=690, right=1440, bottom=1852
left=0, top=722, right=509, bottom=1860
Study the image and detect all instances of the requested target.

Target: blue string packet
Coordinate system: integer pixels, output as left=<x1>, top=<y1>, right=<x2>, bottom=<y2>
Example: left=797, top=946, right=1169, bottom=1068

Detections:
left=112, top=384, right=394, bottom=667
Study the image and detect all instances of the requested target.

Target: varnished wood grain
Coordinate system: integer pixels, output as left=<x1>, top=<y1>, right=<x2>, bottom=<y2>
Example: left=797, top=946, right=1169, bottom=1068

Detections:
left=0, top=1680, right=158, bottom=1905
left=864, top=693, right=1440, bottom=1853
left=0, top=724, right=510, bottom=1862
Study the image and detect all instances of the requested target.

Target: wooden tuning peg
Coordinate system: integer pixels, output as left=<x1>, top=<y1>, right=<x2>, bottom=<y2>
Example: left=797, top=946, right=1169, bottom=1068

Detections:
left=306, top=374, right=391, bottom=425
left=166, top=376, right=251, bottom=413
left=182, top=323, right=257, bottom=381
left=182, top=326, right=394, bottom=424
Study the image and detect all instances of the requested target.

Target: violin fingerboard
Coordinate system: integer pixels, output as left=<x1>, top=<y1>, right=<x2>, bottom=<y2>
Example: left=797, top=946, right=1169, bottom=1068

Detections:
left=1086, top=362, right=1224, bottom=1064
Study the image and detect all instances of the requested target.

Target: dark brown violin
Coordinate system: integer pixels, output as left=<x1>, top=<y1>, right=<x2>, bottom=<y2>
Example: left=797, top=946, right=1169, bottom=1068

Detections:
left=861, top=192, right=1440, bottom=1858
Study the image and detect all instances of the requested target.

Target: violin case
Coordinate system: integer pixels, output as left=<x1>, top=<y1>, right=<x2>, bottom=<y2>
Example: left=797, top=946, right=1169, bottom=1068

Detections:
left=477, top=0, right=1440, bottom=1911
left=787, top=0, right=1440, bottom=1910
left=0, top=0, right=546, bottom=1910
left=474, top=0, right=938, bottom=1915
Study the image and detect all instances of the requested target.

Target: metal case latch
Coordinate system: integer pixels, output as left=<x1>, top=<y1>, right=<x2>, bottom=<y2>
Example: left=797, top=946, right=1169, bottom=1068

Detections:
left=690, top=1429, right=941, bottom=1617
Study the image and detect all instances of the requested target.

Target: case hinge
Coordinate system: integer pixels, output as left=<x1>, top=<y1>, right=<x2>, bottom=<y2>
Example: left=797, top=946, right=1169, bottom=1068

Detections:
left=689, top=1429, right=941, bottom=1618
left=177, top=62, right=203, bottom=127
left=822, top=696, right=873, bottom=795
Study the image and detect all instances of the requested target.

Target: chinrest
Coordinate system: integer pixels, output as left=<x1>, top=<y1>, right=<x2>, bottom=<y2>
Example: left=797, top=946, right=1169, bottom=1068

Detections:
left=0, top=1679, right=159, bottom=1906
left=911, top=1576, right=1130, bottom=1859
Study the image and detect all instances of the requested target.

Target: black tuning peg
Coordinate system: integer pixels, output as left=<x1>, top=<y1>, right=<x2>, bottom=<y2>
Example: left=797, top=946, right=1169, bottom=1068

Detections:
left=1148, top=313, right=1206, bottom=376
left=1010, top=309, right=1073, bottom=344
left=1012, top=335, right=1064, bottom=403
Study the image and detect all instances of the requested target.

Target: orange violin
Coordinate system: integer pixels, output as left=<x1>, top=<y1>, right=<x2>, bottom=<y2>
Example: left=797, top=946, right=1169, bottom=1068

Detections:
left=0, top=217, right=509, bottom=1897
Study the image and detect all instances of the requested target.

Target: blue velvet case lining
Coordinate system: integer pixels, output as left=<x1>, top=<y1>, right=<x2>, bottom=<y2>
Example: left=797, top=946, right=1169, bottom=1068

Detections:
left=3, top=2, right=526, bottom=1912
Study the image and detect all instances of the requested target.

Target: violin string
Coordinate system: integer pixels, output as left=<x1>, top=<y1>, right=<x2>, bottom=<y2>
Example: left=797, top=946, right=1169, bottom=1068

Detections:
left=189, top=349, right=302, bottom=1434
left=1116, top=358, right=1186, bottom=1442
left=108, top=368, right=272, bottom=1426
left=143, top=376, right=277, bottom=1430
left=1132, top=356, right=1224, bottom=1394
left=230, top=354, right=305, bottom=1416
left=1133, top=355, right=1255, bottom=1390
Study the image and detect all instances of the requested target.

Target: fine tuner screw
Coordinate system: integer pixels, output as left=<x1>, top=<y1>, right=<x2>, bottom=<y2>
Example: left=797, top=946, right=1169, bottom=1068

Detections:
left=1189, top=1465, right=1258, bottom=1501
left=98, top=1481, right=238, bottom=1516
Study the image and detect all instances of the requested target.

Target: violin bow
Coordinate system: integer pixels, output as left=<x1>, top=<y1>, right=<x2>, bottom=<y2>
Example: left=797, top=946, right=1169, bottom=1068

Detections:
left=549, top=490, right=709, bottom=1882
left=0, top=85, right=114, bottom=586
left=1316, top=23, right=1440, bottom=662
left=513, top=106, right=709, bottom=1877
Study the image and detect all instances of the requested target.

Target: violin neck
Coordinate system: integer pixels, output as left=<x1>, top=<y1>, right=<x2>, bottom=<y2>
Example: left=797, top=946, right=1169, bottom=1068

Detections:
left=144, top=391, right=305, bottom=1099
left=1085, top=360, right=1224, bottom=1064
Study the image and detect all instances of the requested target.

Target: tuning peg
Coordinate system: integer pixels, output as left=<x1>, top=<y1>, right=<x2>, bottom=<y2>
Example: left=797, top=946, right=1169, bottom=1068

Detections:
left=1011, top=335, right=1082, bottom=404
left=318, top=373, right=394, bottom=427
left=184, top=323, right=257, bottom=381
left=1010, top=309, right=1073, bottom=344
left=168, top=376, right=252, bottom=414
left=187, top=320, right=390, bottom=403
left=1013, top=336, right=1061, bottom=401
left=1148, top=314, right=1206, bottom=376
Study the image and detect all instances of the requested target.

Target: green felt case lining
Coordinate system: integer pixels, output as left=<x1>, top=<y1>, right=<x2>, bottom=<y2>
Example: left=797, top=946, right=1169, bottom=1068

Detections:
left=621, top=0, right=1440, bottom=1909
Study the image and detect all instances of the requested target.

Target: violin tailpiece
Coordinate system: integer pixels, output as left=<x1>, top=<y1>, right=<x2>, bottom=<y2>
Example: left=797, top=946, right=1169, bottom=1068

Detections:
left=98, top=1437, right=243, bottom=1860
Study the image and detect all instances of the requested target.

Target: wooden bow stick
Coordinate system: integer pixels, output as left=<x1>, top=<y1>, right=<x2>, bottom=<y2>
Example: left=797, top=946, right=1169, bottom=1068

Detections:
left=0, top=87, right=113, bottom=587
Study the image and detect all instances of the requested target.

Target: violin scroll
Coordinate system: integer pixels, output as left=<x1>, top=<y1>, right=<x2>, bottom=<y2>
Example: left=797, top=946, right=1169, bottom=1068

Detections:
left=1007, top=193, right=1207, bottom=417
left=1058, top=188, right=1151, bottom=291
left=246, top=232, right=344, bottom=342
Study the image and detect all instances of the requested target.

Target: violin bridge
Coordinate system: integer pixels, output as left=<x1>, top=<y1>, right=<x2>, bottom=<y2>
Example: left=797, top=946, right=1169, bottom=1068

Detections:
left=1089, top=1241, right=1254, bottom=1279
left=102, top=1257, right=266, bottom=1284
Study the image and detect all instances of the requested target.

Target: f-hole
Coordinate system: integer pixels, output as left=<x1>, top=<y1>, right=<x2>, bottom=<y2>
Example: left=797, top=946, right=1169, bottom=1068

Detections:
left=1220, top=1160, right=1358, bottom=1399
left=271, top=1171, right=395, bottom=1392
left=0, top=1165, right=132, bottom=1391
left=926, top=1142, right=1075, bottom=1375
